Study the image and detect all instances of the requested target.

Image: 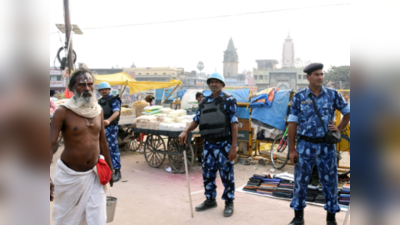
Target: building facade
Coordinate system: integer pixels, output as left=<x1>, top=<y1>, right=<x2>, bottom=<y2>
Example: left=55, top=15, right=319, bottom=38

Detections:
left=124, top=67, right=183, bottom=82
left=253, top=60, right=308, bottom=91
left=182, top=72, right=207, bottom=89
left=50, top=67, right=66, bottom=92
left=282, top=34, right=295, bottom=68
left=223, top=38, right=239, bottom=79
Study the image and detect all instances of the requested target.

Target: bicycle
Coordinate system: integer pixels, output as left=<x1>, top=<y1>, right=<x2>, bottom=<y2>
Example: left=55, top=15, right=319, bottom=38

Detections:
left=270, top=125, right=351, bottom=170
left=270, top=125, right=291, bottom=170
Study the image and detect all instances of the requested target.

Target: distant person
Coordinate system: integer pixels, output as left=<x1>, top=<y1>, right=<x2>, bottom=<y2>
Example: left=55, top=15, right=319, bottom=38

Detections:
left=98, top=82, right=123, bottom=182
left=50, top=90, right=58, bottom=102
left=145, top=95, right=155, bottom=106
left=196, top=92, right=204, bottom=103
left=50, top=90, right=57, bottom=115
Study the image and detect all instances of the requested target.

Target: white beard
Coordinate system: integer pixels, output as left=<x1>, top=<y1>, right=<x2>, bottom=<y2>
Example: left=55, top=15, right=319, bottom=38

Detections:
left=72, top=90, right=97, bottom=108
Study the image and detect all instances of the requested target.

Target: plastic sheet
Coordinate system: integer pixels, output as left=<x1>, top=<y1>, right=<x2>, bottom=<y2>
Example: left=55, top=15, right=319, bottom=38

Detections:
left=202, top=89, right=251, bottom=119
left=251, top=89, right=292, bottom=131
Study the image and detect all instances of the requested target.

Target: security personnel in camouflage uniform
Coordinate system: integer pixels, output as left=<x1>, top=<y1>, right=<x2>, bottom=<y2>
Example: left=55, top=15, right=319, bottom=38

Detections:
left=179, top=72, right=238, bottom=217
left=287, top=63, right=350, bottom=225
left=98, top=82, right=122, bottom=182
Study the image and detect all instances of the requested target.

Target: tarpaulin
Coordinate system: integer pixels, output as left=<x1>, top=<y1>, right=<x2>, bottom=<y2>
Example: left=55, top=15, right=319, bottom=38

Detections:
left=176, top=89, right=187, bottom=98
left=202, top=89, right=251, bottom=103
left=202, top=89, right=251, bottom=119
left=250, top=89, right=292, bottom=131
left=94, top=71, right=181, bottom=94
left=93, top=71, right=135, bottom=86
left=127, top=79, right=182, bottom=94
left=249, top=88, right=279, bottom=108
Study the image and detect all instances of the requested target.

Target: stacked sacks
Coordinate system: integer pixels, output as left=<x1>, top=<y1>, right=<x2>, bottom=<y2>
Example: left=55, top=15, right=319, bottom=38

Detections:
left=273, top=179, right=294, bottom=199
left=132, top=100, right=149, bottom=117
left=339, top=184, right=350, bottom=205
left=306, top=185, right=319, bottom=202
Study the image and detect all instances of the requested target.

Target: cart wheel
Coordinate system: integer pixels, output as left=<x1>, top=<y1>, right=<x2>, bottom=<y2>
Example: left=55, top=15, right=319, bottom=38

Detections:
left=167, top=138, right=194, bottom=173
left=259, top=158, right=266, bottom=166
left=127, top=137, right=140, bottom=151
left=144, top=134, right=166, bottom=168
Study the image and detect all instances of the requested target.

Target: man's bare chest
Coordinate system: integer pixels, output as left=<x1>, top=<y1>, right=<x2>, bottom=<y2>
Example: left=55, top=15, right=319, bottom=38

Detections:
left=63, top=112, right=102, bottom=136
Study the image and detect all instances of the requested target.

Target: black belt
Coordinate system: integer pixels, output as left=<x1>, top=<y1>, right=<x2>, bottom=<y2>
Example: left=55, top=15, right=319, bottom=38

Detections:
left=299, top=135, right=325, bottom=144
left=205, top=137, right=229, bottom=144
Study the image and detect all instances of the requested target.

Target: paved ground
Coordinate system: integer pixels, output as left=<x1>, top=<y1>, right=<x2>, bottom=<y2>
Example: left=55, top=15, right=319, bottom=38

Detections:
left=50, top=144, right=350, bottom=225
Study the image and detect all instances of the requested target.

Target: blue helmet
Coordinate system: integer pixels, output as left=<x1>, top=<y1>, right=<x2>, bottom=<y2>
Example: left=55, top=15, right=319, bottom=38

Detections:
left=98, top=82, right=111, bottom=90
left=207, top=72, right=225, bottom=87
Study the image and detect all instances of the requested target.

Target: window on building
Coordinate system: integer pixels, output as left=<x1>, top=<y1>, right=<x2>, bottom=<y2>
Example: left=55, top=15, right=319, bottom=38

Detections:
left=138, top=73, right=141, bottom=75
left=154, top=73, right=157, bottom=75
left=146, top=73, right=149, bottom=75
left=265, top=75, right=268, bottom=81
left=254, top=75, right=258, bottom=80
left=163, top=73, right=166, bottom=75
left=50, top=75, right=57, bottom=81
left=298, top=75, right=302, bottom=80
left=303, top=74, right=307, bottom=79
left=259, top=75, right=263, bottom=81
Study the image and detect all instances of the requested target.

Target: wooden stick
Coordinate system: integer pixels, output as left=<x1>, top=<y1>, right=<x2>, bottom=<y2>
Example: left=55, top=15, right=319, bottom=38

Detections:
left=343, top=204, right=350, bottom=225
left=183, top=150, right=194, bottom=218
left=161, top=84, right=179, bottom=106
left=120, top=84, right=127, bottom=98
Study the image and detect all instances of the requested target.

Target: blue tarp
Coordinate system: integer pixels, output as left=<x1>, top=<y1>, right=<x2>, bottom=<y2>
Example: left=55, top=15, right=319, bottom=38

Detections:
left=250, top=89, right=292, bottom=131
left=250, top=94, right=272, bottom=108
left=202, top=89, right=251, bottom=103
left=203, top=89, right=251, bottom=119
left=176, top=89, right=186, bottom=98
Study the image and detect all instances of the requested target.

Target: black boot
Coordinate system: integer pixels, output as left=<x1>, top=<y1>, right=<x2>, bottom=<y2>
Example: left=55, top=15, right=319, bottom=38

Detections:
left=113, top=169, right=121, bottom=182
left=288, top=210, right=305, bottom=225
left=195, top=199, right=217, bottom=211
left=223, top=201, right=234, bottom=217
left=327, top=212, right=337, bottom=225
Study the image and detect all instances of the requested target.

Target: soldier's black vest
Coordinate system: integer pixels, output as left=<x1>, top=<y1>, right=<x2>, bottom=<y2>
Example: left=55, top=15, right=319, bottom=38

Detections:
left=199, top=92, right=231, bottom=139
left=98, top=95, right=121, bottom=126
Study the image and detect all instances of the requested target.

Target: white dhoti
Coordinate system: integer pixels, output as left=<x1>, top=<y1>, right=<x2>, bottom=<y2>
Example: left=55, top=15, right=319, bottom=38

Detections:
left=52, top=159, right=107, bottom=225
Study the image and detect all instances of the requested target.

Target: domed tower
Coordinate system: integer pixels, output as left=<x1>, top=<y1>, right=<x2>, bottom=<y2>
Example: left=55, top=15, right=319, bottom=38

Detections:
left=282, top=33, right=295, bottom=68
left=223, top=38, right=239, bottom=79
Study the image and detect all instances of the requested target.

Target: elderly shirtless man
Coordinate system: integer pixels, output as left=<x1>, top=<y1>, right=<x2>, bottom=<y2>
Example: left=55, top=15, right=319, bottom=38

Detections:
left=50, top=70, right=114, bottom=225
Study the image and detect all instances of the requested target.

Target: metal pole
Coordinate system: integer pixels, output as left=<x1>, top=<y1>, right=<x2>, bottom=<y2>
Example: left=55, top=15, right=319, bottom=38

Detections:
left=183, top=150, right=194, bottom=218
left=343, top=204, right=350, bottom=225
left=64, top=0, right=74, bottom=79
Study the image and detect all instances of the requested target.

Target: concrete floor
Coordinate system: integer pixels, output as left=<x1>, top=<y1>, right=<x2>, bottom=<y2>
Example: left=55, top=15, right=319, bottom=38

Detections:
left=50, top=144, right=350, bottom=225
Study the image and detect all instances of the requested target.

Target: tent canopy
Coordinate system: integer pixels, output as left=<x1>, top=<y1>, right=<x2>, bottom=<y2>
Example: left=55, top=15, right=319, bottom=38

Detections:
left=93, top=71, right=135, bottom=86
left=93, top=71, right=182, bottom=94
left=127, top=79, right=182, bottom=94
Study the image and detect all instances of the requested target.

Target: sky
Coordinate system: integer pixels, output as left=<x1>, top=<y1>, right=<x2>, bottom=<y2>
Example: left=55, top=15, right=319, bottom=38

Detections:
left=49, top=0, right=350, bottom=74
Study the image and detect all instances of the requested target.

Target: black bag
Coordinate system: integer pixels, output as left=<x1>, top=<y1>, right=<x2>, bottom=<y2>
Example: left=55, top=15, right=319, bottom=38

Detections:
left=309, top=94, right=341, bottom=144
